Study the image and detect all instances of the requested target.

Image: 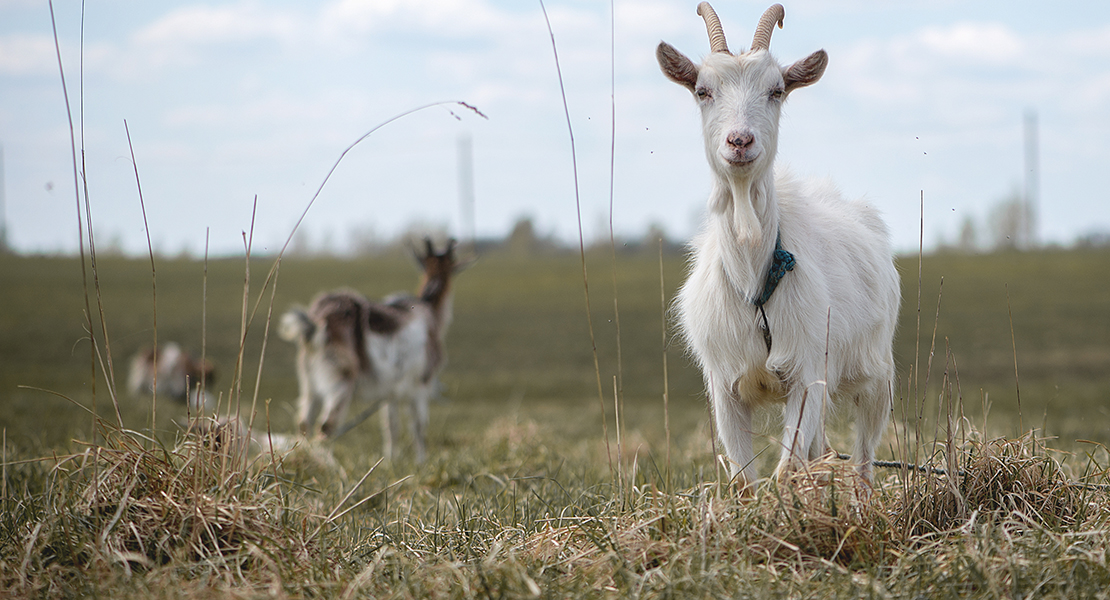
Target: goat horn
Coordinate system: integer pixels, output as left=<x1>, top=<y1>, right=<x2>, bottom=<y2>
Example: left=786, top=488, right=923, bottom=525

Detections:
left=697, top=2, right=730, bottom=54
left=750, top=4, right=784, bottom=53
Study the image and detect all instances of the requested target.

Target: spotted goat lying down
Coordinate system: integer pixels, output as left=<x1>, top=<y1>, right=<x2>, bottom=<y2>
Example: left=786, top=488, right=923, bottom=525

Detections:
left=279, top=239, right=467, bottom=462
left=658, top=3, right=901, bottom=490
left=127, top=342, right=216, bottom=412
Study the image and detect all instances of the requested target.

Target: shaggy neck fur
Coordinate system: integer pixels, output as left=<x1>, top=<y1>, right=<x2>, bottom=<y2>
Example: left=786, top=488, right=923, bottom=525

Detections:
left=709, top=166, right=781, bottom=303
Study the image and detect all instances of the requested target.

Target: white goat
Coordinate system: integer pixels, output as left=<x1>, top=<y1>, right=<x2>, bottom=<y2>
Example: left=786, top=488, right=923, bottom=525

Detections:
left=658, top=3, right=900, bottom=490
left=279, top=238, right=466, bottom=462
left=127, top=342, right=216, bottom=412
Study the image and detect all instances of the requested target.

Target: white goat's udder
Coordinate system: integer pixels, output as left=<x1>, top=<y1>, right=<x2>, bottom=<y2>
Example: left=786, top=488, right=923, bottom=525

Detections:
left=732, top=367, right=787, bottom=404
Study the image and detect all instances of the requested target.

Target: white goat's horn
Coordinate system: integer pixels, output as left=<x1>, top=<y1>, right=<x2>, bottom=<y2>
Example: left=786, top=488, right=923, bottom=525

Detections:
left=697, top=2, right=730, bottom=54
left=750, top=4, right=784, bottom=52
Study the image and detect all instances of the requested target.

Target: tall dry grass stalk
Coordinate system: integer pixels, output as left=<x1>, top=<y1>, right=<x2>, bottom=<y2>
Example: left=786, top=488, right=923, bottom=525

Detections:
left=49, top=0, right=122, bottom=433
left=659, top=239, right=672, bottom=495
left=540, top=0, right=614, bottom=480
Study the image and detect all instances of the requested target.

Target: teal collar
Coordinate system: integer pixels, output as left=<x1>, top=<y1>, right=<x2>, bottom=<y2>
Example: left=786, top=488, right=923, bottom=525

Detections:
left=753, top=233, right=795, bottom=351
left=754, top=234, right=795, bottom=308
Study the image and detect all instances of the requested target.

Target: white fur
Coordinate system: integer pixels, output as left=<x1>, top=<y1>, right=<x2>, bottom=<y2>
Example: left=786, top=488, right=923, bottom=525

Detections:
left=660, top=14, right=900, bottom=489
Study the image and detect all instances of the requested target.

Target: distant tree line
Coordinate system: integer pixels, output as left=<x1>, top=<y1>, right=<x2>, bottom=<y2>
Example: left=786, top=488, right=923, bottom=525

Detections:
left=287, top=216, right=686, bottom=259
left=939, top=190, right=1108, bottom=253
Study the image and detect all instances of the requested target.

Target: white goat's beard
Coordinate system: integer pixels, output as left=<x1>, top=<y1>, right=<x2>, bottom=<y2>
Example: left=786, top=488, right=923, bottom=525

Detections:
left=729, top=180, right=762, bottom=248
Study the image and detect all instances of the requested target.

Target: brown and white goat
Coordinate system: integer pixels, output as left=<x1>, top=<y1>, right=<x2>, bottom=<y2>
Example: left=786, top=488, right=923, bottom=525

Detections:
left=127, top=342, right=216, bottom=412
left=279, top=238, right=467, bottom=462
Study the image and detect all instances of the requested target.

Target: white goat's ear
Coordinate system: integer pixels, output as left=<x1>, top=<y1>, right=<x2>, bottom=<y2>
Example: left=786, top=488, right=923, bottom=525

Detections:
left=783, top=49, right=827, bottom=93
left=657, top=42, right=699, bottom=90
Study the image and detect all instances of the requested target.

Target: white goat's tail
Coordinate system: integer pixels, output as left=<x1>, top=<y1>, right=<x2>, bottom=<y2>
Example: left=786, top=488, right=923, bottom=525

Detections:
left=278, top=308, right=315, bottom=344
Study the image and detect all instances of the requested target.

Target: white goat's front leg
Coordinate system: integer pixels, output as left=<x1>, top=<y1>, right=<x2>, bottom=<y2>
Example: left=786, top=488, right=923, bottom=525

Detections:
left=380, top=401, right=400, bottom=461
left=808, top=400, right=830, bottom=461
left=852, top=375, right=893, bottom=482
left=410, top=386, right=432, bottom=464
left=295, top=347, right=319, bottom=436
left=777, top=378, right=827, bottom=477
left=710, top=374, right=757, bottom=491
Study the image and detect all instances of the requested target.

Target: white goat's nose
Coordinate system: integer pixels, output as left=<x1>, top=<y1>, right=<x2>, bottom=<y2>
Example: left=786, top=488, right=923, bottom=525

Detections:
left=727, top=131, right=754, bottom=149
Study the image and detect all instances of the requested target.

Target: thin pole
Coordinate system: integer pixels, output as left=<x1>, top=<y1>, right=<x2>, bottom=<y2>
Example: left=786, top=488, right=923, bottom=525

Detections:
left=457, top=134, right=476, bottom=247
left=0, top=144, right=7, bottom=251
left=1022, top=110, right=1039, bottom=249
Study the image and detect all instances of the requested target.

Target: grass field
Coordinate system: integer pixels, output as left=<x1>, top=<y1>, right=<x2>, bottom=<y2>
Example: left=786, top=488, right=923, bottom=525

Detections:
left=1, top=246, right=1109, bottom=597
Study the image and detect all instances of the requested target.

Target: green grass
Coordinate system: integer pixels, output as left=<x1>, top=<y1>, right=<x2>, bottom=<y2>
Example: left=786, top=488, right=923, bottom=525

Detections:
left=1, top=246, right=1109, bottom=598
left=2, top=247, right=1107, bottom=451
left=904, top=248, right=1110, bottom=442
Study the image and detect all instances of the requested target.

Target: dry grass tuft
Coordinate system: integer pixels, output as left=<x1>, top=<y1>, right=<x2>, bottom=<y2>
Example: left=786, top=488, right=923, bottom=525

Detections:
left=749, top=457, right=896, bottom=566
left=961, top=436, right=1082, bottom=524
left=518, top=463, right=888, bottom=587
left=895, top=434, right=1087, bottom=536
left=519, top=487, right=717, bottom=588
left=73, top=425, right=316, bottom=569
left=518, top=436, right=1109, bottom=590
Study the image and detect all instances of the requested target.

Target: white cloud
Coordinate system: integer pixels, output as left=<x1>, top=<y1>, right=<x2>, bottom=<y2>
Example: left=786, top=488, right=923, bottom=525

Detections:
left=317, top=0, right=405, bottom=35
left=830, top=21, right=1110, bottom=119
left=918, top=23, right=1023, bottom=64
left=0, top=33, right=118, bottom=81
left=1064, top=23, right=1110, bottom=54
left=134, top=2, right=302, bottom=48
left=317, top=0, right=521, bottom=41
left=614, top=0, right=688, bottom=38
left=0, top=34, right=57, bottom=75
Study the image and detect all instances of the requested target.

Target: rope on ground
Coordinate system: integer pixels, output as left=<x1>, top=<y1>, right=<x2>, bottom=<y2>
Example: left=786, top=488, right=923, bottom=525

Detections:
left=835, top=453, right=965, bottom=477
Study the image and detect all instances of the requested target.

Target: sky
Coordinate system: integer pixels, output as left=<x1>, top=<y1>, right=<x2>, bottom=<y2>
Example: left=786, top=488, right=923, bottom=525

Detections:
left=1, top=0, right=1109, bottom=256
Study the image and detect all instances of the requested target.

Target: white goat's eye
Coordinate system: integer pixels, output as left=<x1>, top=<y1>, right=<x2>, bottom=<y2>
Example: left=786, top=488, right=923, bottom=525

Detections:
left=769, top=88, right=784, bottom=101
left=695, top=87, right=711, bottom=100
